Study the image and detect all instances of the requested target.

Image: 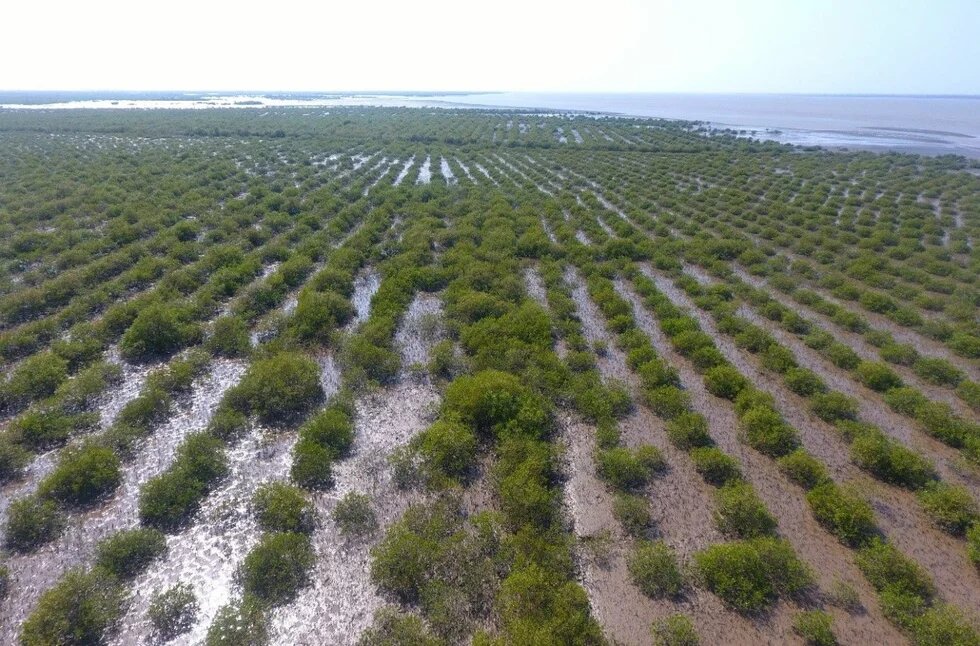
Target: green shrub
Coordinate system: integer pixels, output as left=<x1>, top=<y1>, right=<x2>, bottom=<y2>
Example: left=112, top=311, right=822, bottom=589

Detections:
left=207, top=404, right=249, bottom=441
left=239, top=532, right=315, bottom=606
left=10, top=409, right=75, bottom=451
left=793, top=610, right=836, bottom=646
left=693, top=538, right=812, bottom=612
left=20, top=568, right=123, bottom=646
left=205, top=596, right=268, bottom=646
left=777, top=449, right=829, bottom=489
left=342, top=336, right=401, bottom=386
left=613, top=493, right=652, bottom=538
left=784, top=367, right=827, bottom=397
left=40, top=442, right=121, bottom=507
left=2, top=351, right=68, bottom=410
left=884, top=387, right=929, bottom=416
left=358, top=607, right=443, bottom=646
left=967, top=523, right=980, bottom=568
left=703, top=365, right=748, bottom=400
left=827, top=343, right=860, bottom=370
left=498, top=563, right=603, bottom=644
left=288, top=290, right=355, bottom=344
left=912, top=357, right=963, bottom=387
left=881, top=342, right=919, bottom=366
left=443, top=370, right=548, bottom=439
left=415, top=418, right=478, bottom=481
left=637, top=358, right=680, bottom=389
left=690, top=447, right=742, bottom=486
left=627, top=540, right=683, bottom=598
left=850, top=430, right=936, bottom=489
left=598, top=446, right=664, bottom=491
left=95, top=528, right=167, bottom=580
left=666, top=412, right=713, bottom=450
left=149, top=582, right=199, bottom=641
left=651, top=614, right=698, bottom=645
left=760, top=344, right=797, bottom=374
left=956, top=381, right=980, bottom=411
left=0, top=438, right=31, bottom=483
left=253, top=482, right=315, bottom=534
left=810, top=392, right=858, bottom=423
left=739, top=406, right=799, bottom=457
left=917, top=483, right=979, bottom=535
left=733, top=388, right=775, bottom=416
left=714, top=482, right=777, bottom=538
left=856, top=538, right=935, bottom=601
left=0, top=562, right=8, bottom=600
left=121, top=304, right=200, bottom=361
left=856, top=361, right=903, bottom=392
left=911, top=603, right=980, bottom=646
left=646, top=385, right=690, bottom=419
left=4, top=496, right=64, bottom=552
left=690, top=346, right=726, bottom=372
left=290, top=438, right=334, bottom=490
left=299, top=406, right=354, bottom=457
left=235, top=352, right=324, bottom=425
left=807, top=483, right=876, bottom=547
left=207, top=316, right=251, bottom=357
left=332, top=492, right=378, bottom=537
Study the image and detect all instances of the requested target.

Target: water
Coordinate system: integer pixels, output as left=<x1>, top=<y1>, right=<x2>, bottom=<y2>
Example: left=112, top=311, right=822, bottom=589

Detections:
left=2, top=91, right=978, bottom=157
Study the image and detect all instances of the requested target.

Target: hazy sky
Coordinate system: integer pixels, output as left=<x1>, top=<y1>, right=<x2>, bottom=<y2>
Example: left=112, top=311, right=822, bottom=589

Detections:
left=3, top=0, right=978, bottom=94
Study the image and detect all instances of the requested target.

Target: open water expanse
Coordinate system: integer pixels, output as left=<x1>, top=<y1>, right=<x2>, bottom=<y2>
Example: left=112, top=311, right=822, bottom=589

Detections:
left=2, top=91, right=978, bottom=157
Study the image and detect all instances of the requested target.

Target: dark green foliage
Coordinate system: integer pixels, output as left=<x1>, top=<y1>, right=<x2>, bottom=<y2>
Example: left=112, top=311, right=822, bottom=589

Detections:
left=967, top=523, right=980, bottom=568
left=784, top=367, right=827, bottom=397
left=850, top=429, right=937, bottom=489
left=739, top=406, right=799, bottom=457
left=139, top=433, right=228, bottom=531
left=205, top=596, right=268, bottom=646
left=856, top=361, right=903, bottom=392
left=332, top=492, right=378, bottom=537
left=0, top=438, right=31, bottom=483
left=498, top=563, right=604, bottom=644
left=597, top=445, right=665, bottom=491
left=627, top=540, right=683, bottom=598
left=10, top=409, right=75, bottom=451
left=415, top=418, right=478, bottom=482
left=912, top=357, right=963, bottom=387
left=39, top=442, right=121, bottom=507
left=290, top=438, right=334, bottom=490
left=299, top=406, right=355, bottom=457
left=645, top=385, right=691, bottom=419
left=288, top=290, right=355, bottom=344
left=358, top=607, right=444, bottom=646
left=777, top=449, right=829, bottom=489
left=806, top=483, right=877, bottom=547
left=234, top=352, right=324, bottom=425
left=239, top=532, right=315, bottom=606
left=703, top=364, right=748, bottom=400
left=856, top=538, right=935, bottom=601
left=651, top=614, right=699, bottom=646
left=4, top=496, right=64, bottom=552
left=810, top=392, right=859, bottom=423
left=20, top=568, right=124, bottom=646
left=613, top=493, right=653, bottom=538
left=793, top=610, right=837, bottom=646
left=714, top=481, right=777, bottom=538
left=666, top=412, right=713, bottom=450
left=121, top=303, right=201, bottom=361
left=207, top=316, right=251, bottom=357
left=1, top=351, right=68, bottom=411
left=690, top=447, right=742, bottom=486
left=95, top=528, right=167, bottom=580
left=442, top=370, right=549, bottom=439
left=883, top=387, right=929, bottom=416
left=916, top=483, right=979, bottom=535
left=149, top=583, right=199, bottom=641
left=693, top=538, right=812, bottom=612
left=252, top=482, right=315, bottom=534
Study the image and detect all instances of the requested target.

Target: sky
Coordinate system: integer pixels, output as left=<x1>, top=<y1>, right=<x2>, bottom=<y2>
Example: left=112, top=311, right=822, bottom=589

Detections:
left=2, top=0, right=978, bottom=94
